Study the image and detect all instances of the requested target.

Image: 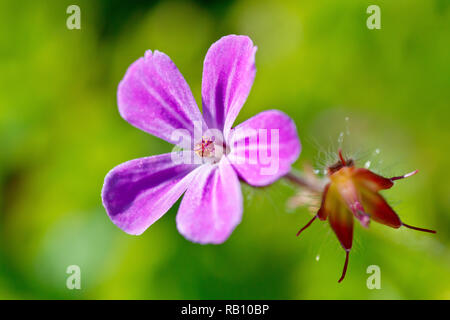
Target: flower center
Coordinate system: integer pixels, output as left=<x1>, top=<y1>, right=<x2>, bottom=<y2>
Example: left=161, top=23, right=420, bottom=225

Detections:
left=194, top=137, right=216, bottom=158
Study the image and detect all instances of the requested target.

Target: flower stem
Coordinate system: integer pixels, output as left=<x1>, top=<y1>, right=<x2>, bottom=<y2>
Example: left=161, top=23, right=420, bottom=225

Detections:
left=284, top=171, right=322, bottom=193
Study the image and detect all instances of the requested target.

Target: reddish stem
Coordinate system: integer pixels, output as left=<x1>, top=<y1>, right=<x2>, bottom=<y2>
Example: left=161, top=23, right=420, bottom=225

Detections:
left=338, top=149, right=346, bottom=166
left=296, top=215, right=318, bottom=236
left=403, top=223, right=436, bottom=234
left=390, top=170, right=418, bottom=181
left=338, top=251, right=350, bottom=283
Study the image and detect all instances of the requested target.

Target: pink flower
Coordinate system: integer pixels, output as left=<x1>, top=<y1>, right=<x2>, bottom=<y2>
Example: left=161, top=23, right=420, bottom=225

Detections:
left=102, top=35, right=301, bottom=244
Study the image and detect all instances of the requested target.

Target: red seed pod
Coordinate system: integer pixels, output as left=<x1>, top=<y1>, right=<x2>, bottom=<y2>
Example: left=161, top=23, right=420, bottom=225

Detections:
left=296, top=150, right=436, bottom=283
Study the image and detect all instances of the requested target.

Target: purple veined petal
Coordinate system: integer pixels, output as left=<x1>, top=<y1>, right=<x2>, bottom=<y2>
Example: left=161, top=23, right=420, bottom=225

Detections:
left=102, top=152, right=202, bottom=235
left=118, top=50, right=207, bottom=146
left=176, top=157, right=243, bottom=244
left=202, top=35, right=257, bottom=137
left=227, top=110, right=301, bottom=186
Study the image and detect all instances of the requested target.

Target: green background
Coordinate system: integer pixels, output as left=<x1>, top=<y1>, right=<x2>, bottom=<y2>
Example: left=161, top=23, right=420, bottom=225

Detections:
left=0, top=0, right=449, bottom=299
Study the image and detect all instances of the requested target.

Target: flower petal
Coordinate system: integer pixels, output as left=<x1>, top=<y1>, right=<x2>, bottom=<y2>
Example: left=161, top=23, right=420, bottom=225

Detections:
left=331, top=170, right=370, bottom=228
left=227, top=110, right=301, bottom=186
left=317, top=184, right=330, bottom=220
left=353, top=168, right=393, bottom=191
left=102, top=152, right=200, bottom=235
left=360, top=189, right=402, bottom=228
left=202, top=35, right=257, bottom=136
left=118, top=50, right=206, bottom=145
left=326, top=184, right=354, bottom=250
left=329, top=211, right=354, bottom=251
left=176, top=157, right=243, bottom=244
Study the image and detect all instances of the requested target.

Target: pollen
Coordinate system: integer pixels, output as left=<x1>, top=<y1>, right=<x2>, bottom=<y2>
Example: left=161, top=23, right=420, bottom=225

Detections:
left=194, top=137, right=216, bottom=158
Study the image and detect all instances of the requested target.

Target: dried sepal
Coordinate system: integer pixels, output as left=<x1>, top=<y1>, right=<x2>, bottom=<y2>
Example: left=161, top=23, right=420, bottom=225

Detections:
left=294, top=149, right=436, bottom=282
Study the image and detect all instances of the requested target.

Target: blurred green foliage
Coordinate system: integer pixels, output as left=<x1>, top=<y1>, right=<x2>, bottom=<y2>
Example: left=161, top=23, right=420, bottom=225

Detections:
left=0, top=0, right=449, bottom=299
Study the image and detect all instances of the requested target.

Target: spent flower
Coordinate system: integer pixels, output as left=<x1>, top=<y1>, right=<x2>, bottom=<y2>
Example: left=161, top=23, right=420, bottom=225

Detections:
left=294, top=150, right=436, bottom=282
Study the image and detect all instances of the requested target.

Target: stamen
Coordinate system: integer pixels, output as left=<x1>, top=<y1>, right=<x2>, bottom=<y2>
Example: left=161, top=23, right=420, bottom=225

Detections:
left=349, top=202, right=370, bottom=228
left=338, top=250, right=350, bottom=283
left=338, top=149, right=346, bottom=166
left=296, top=215, right=318, bottom=236
left=402, top=222, right=436, bottom=234
left=194, top=137, right=215, bottom=158
left=357, top=211, right=370, bottom=228
left=390, top=170, right=418, bottom=181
